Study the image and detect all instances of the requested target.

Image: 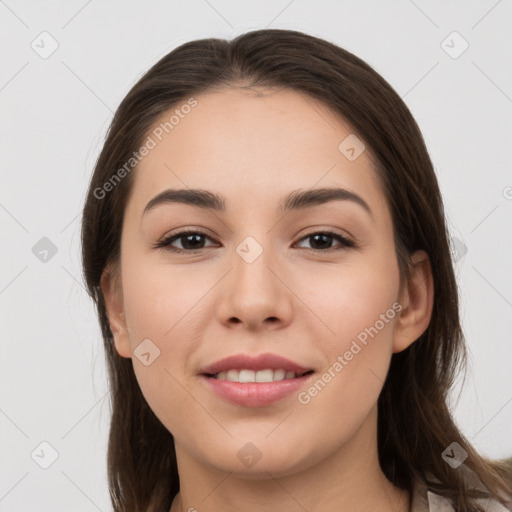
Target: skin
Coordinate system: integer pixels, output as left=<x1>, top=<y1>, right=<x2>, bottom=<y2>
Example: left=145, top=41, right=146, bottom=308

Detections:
left=101, top=86, right=434, bottom=512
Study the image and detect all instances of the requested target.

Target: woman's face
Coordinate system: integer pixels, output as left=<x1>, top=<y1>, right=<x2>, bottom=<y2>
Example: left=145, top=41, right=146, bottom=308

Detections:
left=104, top=86, right=419, bottom=477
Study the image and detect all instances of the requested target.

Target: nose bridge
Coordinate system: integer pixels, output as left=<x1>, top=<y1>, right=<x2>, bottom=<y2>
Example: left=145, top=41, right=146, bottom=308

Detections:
left=229, top=202, right=278, bottom=270
left=231, top=232, right=278, bottom=296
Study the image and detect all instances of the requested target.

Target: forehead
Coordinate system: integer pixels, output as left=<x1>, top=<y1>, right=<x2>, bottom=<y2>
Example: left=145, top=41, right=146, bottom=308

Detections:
left=128, top=86, right=385, bottom=216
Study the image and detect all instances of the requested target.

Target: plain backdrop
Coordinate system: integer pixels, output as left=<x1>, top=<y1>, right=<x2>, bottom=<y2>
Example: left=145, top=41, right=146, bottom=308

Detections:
left=1, top=1, right=511, bottom=511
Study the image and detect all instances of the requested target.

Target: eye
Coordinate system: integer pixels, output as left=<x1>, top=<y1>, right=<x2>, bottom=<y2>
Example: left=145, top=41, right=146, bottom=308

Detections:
left=295, top=231, right=355, bottom=251
left=153, top=230, right=217, bottom=253
left=154, top=229, right=356, bottom=253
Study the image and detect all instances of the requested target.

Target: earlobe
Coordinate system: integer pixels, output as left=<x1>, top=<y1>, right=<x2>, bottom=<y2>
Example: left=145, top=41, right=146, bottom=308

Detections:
left=393, top=250, right=434, bottom=354
left=100, top=265, right=132, bottom=359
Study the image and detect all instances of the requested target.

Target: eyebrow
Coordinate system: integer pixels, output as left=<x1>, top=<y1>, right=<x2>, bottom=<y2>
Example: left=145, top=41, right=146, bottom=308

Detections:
left=143, top=187, right=373, bottom=219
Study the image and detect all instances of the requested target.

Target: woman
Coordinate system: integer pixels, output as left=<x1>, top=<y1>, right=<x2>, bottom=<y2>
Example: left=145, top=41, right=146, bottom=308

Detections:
left=81, top=28, right=512, bottom=512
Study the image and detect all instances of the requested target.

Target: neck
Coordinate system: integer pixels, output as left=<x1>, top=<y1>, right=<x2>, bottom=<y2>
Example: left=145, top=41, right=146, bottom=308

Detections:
left=170, top=406, right=409, bottom=512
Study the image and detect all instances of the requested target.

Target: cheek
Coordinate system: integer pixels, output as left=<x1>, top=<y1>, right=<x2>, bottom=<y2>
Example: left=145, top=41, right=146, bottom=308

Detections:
left=118, top=254, right=211, bottom=431
left=121, top=253, right=207, bottom=342
left=297, top=257, right=399, bottom=412
left=307, top=255, right=399, bottom=344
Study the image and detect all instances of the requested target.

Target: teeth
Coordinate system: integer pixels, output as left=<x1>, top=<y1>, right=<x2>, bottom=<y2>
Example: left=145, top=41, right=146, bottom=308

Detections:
left=239, top=369, right=255, bottom=383
left=273, top=369, right=285, bottom=381
left=256, top=369, right=273, bottom=382
left=214, top=369, right=301, bottom=382
left=226, top=369, right=239, bottom=381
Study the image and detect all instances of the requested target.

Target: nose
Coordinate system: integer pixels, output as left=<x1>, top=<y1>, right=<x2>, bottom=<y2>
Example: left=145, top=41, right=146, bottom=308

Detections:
left=215, top=236, right=294, bottom=331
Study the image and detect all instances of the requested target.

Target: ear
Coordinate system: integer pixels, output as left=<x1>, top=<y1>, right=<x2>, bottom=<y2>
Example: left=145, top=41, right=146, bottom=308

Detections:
left=393, top=250, right=434, bottom=353
left=100, top=264, right=132, bottom=358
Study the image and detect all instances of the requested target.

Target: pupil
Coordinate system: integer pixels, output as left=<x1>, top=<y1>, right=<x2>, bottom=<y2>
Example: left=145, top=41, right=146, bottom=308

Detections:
left=312, top=234, right=331, bottom=249
left=183, top=234, right=203, bottom=249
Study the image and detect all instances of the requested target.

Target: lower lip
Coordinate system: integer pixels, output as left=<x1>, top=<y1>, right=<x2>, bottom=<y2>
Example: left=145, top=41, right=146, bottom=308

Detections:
left=200, top=373, right=314, bottom=407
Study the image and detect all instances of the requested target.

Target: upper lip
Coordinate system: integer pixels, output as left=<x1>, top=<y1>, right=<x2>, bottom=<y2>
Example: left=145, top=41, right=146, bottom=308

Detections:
left=199, top=353, right=313, bottom=375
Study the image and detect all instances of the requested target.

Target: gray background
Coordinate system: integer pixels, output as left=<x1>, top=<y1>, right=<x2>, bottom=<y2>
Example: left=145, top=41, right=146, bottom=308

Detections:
left=1, top=1, right=511, bottom=510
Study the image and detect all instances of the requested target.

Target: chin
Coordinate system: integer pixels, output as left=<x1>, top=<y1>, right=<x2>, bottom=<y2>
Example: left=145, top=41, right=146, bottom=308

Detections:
left=200, top=440, right=316, bottom=480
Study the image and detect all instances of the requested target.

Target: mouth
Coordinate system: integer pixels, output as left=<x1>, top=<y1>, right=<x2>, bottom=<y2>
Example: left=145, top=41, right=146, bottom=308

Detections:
left=198, top=352, right=313, bottom=377
left=200, top=368, right=315, bottom=407
left=198, top=352, right=316, bottom=407
left=203, top=368, right=315, bottom=382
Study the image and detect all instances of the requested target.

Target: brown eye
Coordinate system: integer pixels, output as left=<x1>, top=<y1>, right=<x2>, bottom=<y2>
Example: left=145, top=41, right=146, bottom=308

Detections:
left=154, top=230, right=217, bottom=252
left=295, top=231, right=355, bottom=251
left=153, top=229, right=356, bottom=253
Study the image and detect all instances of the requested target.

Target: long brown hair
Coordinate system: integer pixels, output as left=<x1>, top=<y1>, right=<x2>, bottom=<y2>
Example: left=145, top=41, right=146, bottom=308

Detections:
left=81, top=28, right=512, bottom=512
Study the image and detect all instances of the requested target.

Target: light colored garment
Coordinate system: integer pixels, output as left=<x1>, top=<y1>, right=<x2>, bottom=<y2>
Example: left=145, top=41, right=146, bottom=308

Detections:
left=410, top=470, right=511, bottom=511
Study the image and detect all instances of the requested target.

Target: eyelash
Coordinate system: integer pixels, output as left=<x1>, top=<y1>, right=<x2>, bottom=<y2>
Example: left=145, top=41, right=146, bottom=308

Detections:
left=153, top=229, right=356, bottom=253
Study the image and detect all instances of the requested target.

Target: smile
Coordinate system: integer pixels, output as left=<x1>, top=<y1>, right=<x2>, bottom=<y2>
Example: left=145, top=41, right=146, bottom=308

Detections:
left=211, top=368, right=313, bottom=382
left=201, top=371, right=315, bottom=407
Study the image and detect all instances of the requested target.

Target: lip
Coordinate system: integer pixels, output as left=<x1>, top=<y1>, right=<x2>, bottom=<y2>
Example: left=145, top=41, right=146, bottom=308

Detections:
left=200, top=372, right=315, bottom=407
left=198, top=352, right=315, bottom=408
left=199, top=352, right=312, bottom=376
